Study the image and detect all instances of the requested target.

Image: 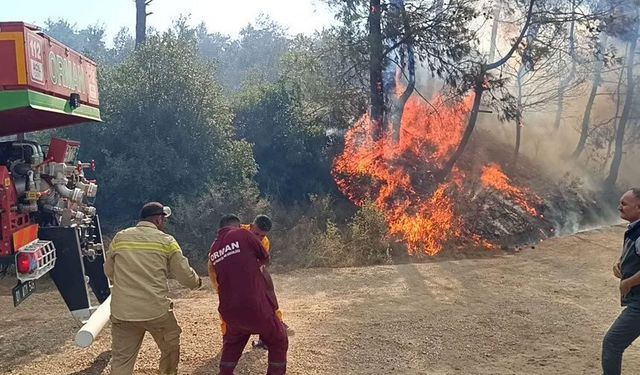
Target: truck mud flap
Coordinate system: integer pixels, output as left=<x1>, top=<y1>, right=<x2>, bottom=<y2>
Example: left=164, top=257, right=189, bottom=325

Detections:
left=39, top=224, right=110, bottom=319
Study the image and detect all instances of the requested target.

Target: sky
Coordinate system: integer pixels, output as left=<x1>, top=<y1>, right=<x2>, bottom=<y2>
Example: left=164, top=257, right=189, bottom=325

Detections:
left=1, top=0, right=337, bottom=41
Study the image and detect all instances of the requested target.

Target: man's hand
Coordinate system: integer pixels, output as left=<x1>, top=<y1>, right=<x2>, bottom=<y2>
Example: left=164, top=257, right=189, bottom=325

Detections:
left=614, top=261, right=622, bottom=279
left=620, top=279, right=632, bottom=298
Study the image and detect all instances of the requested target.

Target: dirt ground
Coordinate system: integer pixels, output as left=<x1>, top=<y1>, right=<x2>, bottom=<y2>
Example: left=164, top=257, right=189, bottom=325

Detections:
left=0, top=224, right=638, bottom=374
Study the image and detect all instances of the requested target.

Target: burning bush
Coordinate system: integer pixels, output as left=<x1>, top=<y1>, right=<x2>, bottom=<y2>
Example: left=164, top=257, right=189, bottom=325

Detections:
left=333, top=94, right=551, bottom=256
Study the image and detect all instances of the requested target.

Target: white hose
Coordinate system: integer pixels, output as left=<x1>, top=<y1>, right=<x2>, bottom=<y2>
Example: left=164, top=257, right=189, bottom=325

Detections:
left=75, top=295, right=111, bottom=348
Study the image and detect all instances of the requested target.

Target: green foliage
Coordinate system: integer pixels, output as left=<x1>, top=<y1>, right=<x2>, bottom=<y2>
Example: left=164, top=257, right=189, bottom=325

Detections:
left=348, top=201, right=392, bottom=265
left=233, top=82, right=336, bottom=203
left=196, top=16, right=291, bottom=92
left=305, top=220, right=353, bottom=267
left=282, top=31, right=368, bottom=130
left=61, top=27, right=257, bottom=227
left=170, top=183, right=269, bottom=272
left=269, top=195, right=351, bottom=268
left=323, top=0, right=482, bottom=90
left=37, top=16, right=395, bottom=269
left=44, top=19, right=107, bottom=60
left=109, top=28, right=136, bottom=65
left=270, top=196, right=390, bottom=269
left=43, top=19, right=134, bottom=65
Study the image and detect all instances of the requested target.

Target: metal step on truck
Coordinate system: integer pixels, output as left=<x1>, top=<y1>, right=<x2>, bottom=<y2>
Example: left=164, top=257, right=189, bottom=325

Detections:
left=0, top=21, right=111, bottom=346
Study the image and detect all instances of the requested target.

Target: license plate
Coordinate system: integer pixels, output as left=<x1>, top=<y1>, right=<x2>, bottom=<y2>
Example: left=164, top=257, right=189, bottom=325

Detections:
left=12, top=280, right=36, bottom=307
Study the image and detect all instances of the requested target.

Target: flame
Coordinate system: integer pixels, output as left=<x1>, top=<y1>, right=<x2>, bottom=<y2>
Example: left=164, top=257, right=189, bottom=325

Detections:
left=480, top=163, right=542, bottom=217
left=333, top=93, right=542, bottom=256
left=398, top=95, right=474, bottom=163
left=387, top=184, right=460, bottom=255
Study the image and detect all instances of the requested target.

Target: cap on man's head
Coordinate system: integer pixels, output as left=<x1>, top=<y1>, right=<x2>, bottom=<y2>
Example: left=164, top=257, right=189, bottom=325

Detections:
left=140, top=202, right=172, bottom=219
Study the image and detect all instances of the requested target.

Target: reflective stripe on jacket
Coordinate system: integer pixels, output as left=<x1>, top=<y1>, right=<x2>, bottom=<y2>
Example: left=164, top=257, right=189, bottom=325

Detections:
left=105, top=221, right=200, bottom=321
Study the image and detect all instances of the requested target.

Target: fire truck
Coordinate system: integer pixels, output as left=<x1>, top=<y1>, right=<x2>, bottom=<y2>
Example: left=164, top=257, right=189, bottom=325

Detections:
left=0, top=21, right=110, bottom=328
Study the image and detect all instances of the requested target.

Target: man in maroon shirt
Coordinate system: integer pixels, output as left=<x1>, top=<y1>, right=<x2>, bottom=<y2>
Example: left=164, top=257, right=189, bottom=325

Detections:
left=209, top=214, right=288, bottom=375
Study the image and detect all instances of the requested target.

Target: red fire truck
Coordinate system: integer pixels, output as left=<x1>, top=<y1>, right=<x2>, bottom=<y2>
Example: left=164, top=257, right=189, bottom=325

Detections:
left=0, top=21, right=109, bottom=322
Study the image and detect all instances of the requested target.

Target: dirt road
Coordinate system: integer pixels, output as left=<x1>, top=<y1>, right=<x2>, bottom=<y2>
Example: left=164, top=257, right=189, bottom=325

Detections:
left=1, top=225, right=637, bottom=374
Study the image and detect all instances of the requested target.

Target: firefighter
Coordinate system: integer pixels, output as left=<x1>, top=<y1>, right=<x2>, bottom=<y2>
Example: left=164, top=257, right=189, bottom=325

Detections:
left=104, top=202, right=202, bottom=375
left=241, top=215, right=290, bottom=349
left=209, top=214, right=288, bottom=375
left=208, top=214, right=290, bottom=347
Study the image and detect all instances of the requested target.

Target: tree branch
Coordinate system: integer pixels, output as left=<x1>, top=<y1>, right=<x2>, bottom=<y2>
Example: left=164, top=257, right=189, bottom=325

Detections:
left=487, top=0, right=536, bottom=70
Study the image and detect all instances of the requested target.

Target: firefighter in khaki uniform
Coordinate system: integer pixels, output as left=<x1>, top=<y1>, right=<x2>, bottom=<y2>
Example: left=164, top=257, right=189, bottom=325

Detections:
left=105, top=202, right=202, bottom=375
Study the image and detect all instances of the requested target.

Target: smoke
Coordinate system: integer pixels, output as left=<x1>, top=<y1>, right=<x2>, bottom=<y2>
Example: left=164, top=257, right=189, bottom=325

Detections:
left=336, top=0, right=634, bottom=248
left=619, top=146, right=640, bottom=189
left=407, top=42, right=626, bottom=237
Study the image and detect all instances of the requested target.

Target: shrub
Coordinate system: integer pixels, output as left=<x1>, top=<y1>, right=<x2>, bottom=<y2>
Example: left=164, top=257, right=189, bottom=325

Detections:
left=169, top=182, right=268, bottom=273
left=347, top=201, right=392, bottom=265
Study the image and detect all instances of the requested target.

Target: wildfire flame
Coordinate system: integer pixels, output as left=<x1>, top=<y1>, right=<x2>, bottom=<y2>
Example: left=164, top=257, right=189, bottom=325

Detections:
left=333, top=93, right=542, bottom=256
left=480, top=163, right=542, bottom=217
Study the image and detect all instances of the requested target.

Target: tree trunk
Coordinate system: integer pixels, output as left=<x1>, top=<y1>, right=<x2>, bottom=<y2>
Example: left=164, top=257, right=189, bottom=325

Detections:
left=391, top=2, right=416, bottom=143
left=602, top=58, right=627, bottom=171
left=552, top=82, right=566, bottom=132
left=514, top=121, right=522, bottom=166
left=392, top=62, right=415, bottom=143
left=369, top=0, right=385, bottom=140
left=510, top=0, right=538, bottom=166
left=440, top=81, right=484, bottom=179
left=572, top=33, right=607, bottom=159
left=424, top=0, right=444, bottom=99
left=437, top=0, right=535, bottom=182
left=605, top=29, right=638, bottom=190
left=514, top=68, right=524, bottom=165
left=488, top=0, right=501, bottom=62
left=602, top=136, right=614, bottom=171
left=570, top=74, right=596, bottom=157
left=135, top=0, right=152, bottom=49
left=552, top=0, right=577, bottom=133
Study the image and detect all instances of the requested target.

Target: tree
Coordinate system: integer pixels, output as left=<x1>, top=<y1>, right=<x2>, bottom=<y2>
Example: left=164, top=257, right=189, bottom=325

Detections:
left=44, top=19, right=134, bottom=65
left=572, top=32, right=609, bottom=158
left=135, top=0, right=153, bottom=48
left=551, top=0, right=578, bottom=133
left=43, top=19, right=108, bottom=62
left=197, top=16, right=291, bottom=93
left=325, top=0, right=481, bottom=139
left=194, top=22, right=232, bottom=66
left=233, top=83, right=336, bottom=203
left=282, top=31, right=369, bottom=131
left=512, top=7, right=542, bottom=164
left=385, top=0, right=417, bottom=142
left=60, top=27, right=257, bottom=226
left=368, top=0, right=385, bottom=140
left=605, top=18, right=639, bottom=189
left=488, top=0, right=503, bottom=62
left=440, top=0, right=612, bottom=175
left=502, top=0, right=598, bottom=163
left=439, top=0, right=536, bottom=180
